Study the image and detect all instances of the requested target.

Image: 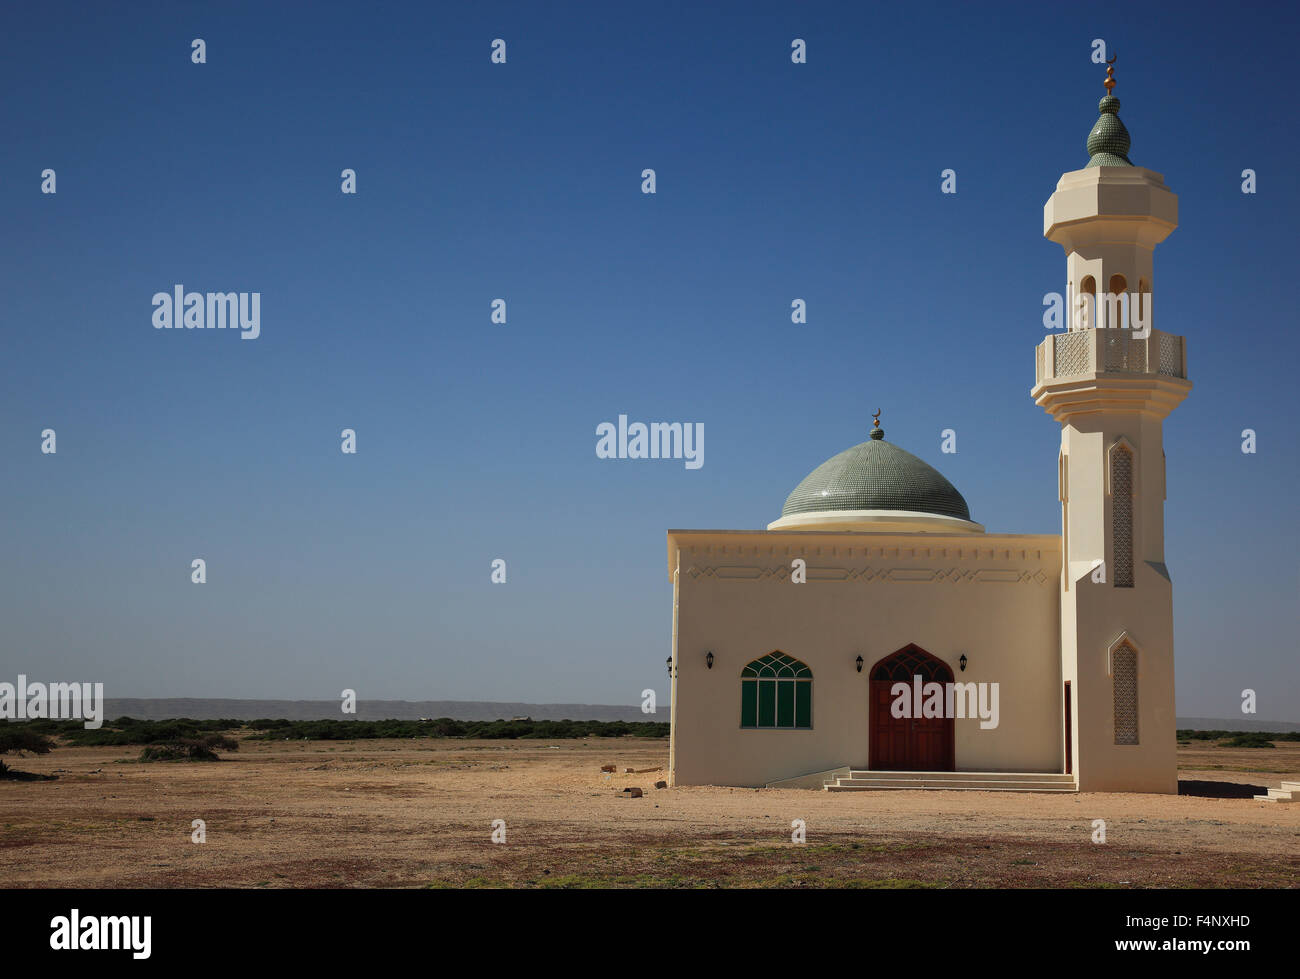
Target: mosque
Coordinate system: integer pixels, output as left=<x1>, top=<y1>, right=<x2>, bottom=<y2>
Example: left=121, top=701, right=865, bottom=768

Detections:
left=666, top=66, right=1191, bottom=793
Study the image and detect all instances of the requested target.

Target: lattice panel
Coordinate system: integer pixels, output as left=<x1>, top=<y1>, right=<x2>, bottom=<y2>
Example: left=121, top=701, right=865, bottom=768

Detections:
left=1157, top=333, right=1183, bottom=377
left=1113, top=644, right=1139, bottom=745
left=1112, top=447, right=1134, bottom=587
left=1053, top=331, right=1091, bottom=376
left=1103, top=332, right=1147, bottom=372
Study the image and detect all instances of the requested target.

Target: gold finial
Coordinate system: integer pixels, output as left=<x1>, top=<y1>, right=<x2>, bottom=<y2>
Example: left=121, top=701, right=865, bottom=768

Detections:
left=1104, top=54, right=1117, bottom=95
left=870, top=408, right=885, bottom=439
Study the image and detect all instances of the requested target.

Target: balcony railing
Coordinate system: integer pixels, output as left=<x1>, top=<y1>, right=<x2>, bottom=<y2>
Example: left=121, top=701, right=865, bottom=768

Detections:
left=1035, top=328, right=1186, bottom=386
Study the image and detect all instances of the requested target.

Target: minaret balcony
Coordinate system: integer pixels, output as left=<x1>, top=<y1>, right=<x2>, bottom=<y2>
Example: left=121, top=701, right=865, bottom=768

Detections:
left=1033, top=327, right=1191, bottom=422
left=1035, top=327, right=1186, bottom=387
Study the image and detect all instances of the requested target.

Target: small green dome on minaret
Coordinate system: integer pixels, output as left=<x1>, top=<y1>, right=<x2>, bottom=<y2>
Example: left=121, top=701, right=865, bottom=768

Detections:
left=1086, top=57, right=1133, bottom=167
left=1086, top=95, right=1132, bottom=166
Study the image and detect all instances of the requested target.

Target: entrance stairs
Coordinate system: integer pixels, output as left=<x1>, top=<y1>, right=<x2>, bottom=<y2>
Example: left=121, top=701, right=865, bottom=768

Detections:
left=825, top=770, right=1078, bottom=793
left=1254, top=781, right=1300, bottom=803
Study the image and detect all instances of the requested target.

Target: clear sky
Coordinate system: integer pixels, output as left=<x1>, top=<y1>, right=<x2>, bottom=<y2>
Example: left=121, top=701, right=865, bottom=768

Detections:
left=1, top=1, right=1296, bottom=719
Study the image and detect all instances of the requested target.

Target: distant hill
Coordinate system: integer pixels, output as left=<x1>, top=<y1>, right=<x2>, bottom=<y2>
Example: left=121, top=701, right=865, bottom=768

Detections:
left=102, top=698, right=651, bottom=723
left=97, top=701, right=1297, bottom=729
left=1175, top=716, right=1300, bottom=733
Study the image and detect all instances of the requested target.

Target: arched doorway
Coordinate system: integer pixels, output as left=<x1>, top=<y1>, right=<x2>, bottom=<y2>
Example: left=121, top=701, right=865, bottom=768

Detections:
left=869, top=644, right=955, bottom=771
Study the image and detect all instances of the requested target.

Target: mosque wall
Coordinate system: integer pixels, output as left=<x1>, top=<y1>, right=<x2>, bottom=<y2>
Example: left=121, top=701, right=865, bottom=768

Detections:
left=668, top=530, right=1064, bottom=787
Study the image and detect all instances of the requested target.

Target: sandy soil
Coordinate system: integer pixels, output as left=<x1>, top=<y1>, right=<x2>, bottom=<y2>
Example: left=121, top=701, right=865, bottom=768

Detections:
left=2, top=737, right=1297, bottom=888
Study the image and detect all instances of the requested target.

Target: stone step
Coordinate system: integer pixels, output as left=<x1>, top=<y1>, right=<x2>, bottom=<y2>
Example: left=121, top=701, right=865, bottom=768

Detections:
left=827, top=782, right=1078, bottom=793
left=844, top=770, right=1075, bottom=783
left=1282, top=781, right=1300, bottom=794
left=834, top=777, right=1075, bottom=787
left=1253, top=789, right=1296, bottom=803
left=823, top=769, right=1078, bottom=792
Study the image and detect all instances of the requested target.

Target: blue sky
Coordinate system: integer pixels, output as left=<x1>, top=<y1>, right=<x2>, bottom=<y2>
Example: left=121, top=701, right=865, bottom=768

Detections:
left=1, top=1, right=1296, bottom=719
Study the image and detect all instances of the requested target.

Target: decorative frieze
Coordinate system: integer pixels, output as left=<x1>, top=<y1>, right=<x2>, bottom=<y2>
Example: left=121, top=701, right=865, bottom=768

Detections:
left=685, top=564, right=1052, bottom=585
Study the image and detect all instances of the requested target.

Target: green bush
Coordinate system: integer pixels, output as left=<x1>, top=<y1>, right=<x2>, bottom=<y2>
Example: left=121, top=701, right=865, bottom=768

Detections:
left=4, top=715, right=670, bottom=747
left=0, top=727, right=56, bottom=777
left=1220, top=733, right=1276, bottom=749
left=244, top=717, right=669, bottom=741
left=59, top=717, right=243, bottom=747
left=1176, top=729, right=1297, bottom=744
left=139, top=739, right=222, bottom=762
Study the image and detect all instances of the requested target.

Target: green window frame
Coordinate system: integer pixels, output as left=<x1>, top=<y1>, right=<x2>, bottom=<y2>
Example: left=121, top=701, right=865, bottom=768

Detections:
left=740, top=652, right=812, bottom=729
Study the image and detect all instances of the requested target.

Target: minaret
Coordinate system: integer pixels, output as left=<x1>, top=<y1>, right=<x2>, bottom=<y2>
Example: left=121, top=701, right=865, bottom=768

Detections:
left=1032, top=60, right=1192, bottom=793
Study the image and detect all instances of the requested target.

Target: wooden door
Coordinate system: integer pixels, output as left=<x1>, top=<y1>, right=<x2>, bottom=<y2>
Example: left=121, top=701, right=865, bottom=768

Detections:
left=868, top=644, right=955, bottom=772
left=870, top=681, right=906, bottom=769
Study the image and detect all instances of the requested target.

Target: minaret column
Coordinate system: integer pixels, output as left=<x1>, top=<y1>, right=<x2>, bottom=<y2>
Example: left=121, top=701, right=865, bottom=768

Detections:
left=1032, top=63, right=1192, bottom=793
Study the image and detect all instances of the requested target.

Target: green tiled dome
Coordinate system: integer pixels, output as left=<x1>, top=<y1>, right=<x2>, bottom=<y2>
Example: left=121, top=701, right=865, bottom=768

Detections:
left=781, top=430, right=972, bottom=521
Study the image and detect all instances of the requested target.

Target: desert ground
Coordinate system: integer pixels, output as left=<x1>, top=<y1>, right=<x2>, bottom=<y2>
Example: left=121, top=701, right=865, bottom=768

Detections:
left=2, top=737, right=1298, bottom=887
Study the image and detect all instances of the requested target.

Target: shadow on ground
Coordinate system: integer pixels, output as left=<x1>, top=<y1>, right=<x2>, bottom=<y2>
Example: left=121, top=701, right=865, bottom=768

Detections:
left=0, top=769, right=58, bottom=782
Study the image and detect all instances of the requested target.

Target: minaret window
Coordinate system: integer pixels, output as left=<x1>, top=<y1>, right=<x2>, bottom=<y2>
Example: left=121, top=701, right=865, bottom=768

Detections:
left=1078, top=275, right=1097, bottom=330
left=1112, top=642, right=1139, bottom=745
left=1111, top=444, right=1135, bottom=587
left=1107, top=273, right=1128, bottom=330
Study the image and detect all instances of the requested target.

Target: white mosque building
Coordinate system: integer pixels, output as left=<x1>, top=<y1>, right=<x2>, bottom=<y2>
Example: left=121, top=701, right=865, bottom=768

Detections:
left=666, top=68, right=1191, bottom=794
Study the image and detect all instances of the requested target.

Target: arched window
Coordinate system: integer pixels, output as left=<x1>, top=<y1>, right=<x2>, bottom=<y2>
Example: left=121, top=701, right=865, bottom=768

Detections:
left=741, top=652, right=812, bottom=729
left=1112, top=642, right=1139, bottom=745
left=869, top=645, right=952, bottom=683
left=1078, top=275, right=1097, bottom=330
left=1110, top=443, right=1135, bottom=587
left=1107, top=273, right=1128, bottom=330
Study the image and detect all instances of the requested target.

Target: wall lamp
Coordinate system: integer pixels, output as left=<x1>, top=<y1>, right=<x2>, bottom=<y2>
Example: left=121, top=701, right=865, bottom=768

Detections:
left=706, top=651, right=714, bottom=670
left=666, top=656, right=673, bottom=676
left=959, top=654, right=968, bottom=672
left=855, top=655, right=864, bottom=673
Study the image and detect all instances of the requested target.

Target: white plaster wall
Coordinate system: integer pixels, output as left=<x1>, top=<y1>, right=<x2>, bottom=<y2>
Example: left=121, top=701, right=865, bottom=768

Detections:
left=668, top=531, right=1063, bottom=787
